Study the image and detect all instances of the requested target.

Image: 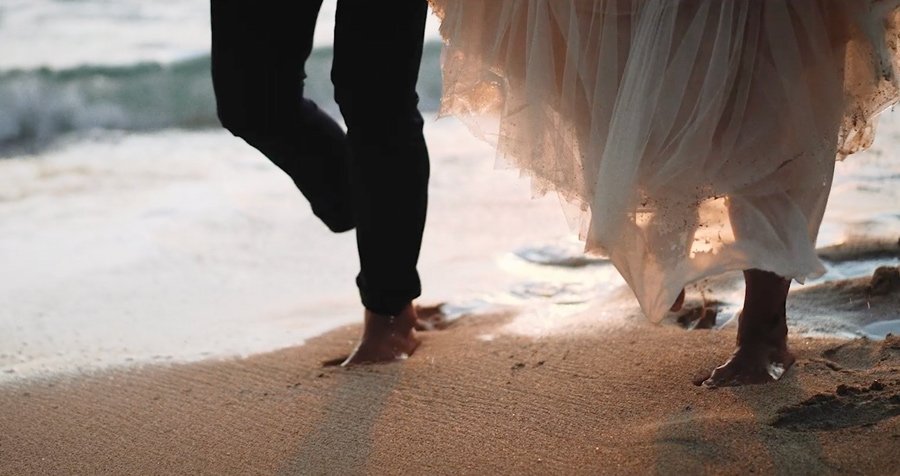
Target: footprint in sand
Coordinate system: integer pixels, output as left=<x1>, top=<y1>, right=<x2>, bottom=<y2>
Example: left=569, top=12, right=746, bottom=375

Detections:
left=774, top=335, right=900, bottom=431
left=821, top=334, right=900, bottom=370
left=771, top=381, right=900, bottom=431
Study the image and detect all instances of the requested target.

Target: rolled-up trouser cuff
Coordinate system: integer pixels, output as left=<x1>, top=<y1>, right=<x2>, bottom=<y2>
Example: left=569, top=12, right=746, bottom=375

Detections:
left=357, top=275, right=421, bottom=316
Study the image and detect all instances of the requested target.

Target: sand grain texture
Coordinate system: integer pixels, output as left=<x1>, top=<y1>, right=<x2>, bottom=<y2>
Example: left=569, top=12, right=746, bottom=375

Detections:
left=2, top=311, right=899, bottom=475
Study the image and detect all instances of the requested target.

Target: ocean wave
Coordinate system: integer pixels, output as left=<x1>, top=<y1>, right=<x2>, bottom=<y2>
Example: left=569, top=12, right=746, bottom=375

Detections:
left=0, top=42, right=443, bottom=156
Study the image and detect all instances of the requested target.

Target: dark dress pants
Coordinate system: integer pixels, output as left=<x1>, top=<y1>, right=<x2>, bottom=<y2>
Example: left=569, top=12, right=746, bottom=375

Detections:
left=211, top=0, right=430, bottom=316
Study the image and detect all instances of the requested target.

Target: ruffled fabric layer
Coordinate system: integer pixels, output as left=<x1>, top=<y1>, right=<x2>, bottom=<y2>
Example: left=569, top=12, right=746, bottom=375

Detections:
left=430, top=0, right=900, bottom=320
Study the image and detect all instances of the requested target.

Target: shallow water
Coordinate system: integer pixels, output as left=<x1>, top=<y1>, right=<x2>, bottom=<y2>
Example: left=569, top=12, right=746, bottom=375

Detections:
left=0, top=0, right=444, bottom=154
left=0, top=121, right=571, bottom=381
left=0, top=0, right=441, bottom=70
left=1, top=1, right=898, bottom=382
left=1, top=116, right=898, bottom=382
left=862, top=319, right=900, bottom=339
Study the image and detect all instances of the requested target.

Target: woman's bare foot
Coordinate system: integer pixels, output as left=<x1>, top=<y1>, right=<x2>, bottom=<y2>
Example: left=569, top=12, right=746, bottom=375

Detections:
left=699, top=270, right=795, bottom=387
left=341, top=303, right=421, bottom=366
left=699, top=318, right=796, bottom=387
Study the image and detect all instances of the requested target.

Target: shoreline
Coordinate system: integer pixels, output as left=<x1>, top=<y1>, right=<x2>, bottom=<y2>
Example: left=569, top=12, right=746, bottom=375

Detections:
left=2, top=261, right=897, bottom=387
left=2, top=306, right=899, bottom=474
left=1, top=118, right=898, bottom=384
left=2, top=251, right=897, bottom=386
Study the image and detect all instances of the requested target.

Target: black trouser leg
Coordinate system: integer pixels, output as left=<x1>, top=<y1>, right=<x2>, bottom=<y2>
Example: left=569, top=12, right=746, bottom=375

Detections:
left=332, top=0, right=430, bottom=315
left=210, top=0, right=354, bottom=232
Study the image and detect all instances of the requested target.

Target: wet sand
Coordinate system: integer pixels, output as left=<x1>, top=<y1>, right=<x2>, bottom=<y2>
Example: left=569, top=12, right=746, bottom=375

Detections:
left=2, top=283, right=898, bottom=475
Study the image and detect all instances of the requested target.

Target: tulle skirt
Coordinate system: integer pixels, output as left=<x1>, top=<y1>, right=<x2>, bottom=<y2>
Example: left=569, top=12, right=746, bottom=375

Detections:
left=429, top=0, right=900, bottom=320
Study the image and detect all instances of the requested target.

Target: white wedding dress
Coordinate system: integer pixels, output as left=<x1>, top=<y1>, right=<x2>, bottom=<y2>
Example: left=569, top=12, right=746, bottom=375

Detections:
left=429, top=0, right=900, bottom=320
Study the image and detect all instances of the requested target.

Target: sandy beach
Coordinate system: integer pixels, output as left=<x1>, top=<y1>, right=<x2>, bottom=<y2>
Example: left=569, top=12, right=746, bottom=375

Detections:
left=2, top=286, right=899, bottom=475
left=2, top=2, right=900, bottom=471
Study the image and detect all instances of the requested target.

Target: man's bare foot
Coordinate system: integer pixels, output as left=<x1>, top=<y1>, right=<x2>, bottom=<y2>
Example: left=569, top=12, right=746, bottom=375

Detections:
left=341, top=304, right=421, bottom=366
left=698, top=270, right=794, bottom=387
